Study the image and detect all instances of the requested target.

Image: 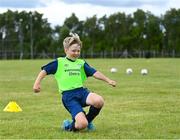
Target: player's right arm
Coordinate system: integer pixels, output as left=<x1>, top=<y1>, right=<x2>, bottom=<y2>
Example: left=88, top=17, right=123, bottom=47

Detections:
left=33, top=70, right=47, bottom=93
left=33, top=59, right=58, bottom=93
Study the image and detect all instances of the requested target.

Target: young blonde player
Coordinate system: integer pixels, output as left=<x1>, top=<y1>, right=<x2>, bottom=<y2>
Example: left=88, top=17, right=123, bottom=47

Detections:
left=33, top=33, right=116, bottom=131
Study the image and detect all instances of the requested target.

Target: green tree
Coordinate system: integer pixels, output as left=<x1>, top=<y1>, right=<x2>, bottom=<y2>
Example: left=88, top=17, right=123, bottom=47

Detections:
left=105, top=12, right=129, bottom=57
left=145, top=12, right=162, bottom=56
left=164, top=8, right=180, bottom=55
left=133, top=9, right=147, bottom=56
left=59, top=25, right=70, bottom=54
left=83, top=15, right=100, bottom=57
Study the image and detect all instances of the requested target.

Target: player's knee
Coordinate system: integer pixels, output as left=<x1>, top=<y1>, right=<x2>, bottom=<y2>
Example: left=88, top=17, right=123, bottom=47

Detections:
left=94, top=96, right=104, bottom=108
left=76, top=119, right=88, bottom=129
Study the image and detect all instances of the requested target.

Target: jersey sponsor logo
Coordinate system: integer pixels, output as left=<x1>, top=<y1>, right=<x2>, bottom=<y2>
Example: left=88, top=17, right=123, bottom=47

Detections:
left=64, top=69, right=80, bottom=76
left=64, top=69, right=80, bottom=72
left=64, top=63, right=82, bottom=76
left=69, top=71, right=80, bottom=76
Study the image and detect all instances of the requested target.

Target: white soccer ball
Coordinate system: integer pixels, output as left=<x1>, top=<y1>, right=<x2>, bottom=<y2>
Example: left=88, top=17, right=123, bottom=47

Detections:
left=110, top=68, right=117, bottom=73
left=126, top=68, right=133, bottom=75
left=141, top=69, right=148, bottom=75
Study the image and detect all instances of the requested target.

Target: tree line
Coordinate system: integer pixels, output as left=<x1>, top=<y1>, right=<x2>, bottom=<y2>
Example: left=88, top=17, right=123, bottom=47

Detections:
left=0, top=8, right=180, bottom=59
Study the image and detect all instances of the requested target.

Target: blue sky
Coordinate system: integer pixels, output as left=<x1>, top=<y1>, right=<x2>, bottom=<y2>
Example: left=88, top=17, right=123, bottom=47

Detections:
left=0, top=0, right=179, bottom=26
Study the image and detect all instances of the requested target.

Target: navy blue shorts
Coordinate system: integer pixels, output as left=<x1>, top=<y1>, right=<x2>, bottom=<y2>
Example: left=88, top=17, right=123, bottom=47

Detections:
left=62, top=87, right=90, bottom=119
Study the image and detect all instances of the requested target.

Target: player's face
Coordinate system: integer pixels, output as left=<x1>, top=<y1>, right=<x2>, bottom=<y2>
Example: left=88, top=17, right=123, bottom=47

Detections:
left=65, top=44, right=81, bottom=60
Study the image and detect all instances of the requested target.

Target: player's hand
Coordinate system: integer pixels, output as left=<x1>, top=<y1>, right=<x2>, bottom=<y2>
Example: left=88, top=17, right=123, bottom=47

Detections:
left=33, top=83, right=41, bottom=93
left=108, top=80, right=116, bottom=87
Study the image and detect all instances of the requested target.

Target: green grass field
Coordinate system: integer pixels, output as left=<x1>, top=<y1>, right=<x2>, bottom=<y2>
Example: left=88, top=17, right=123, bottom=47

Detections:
left=0, top=58, right=180, bottom=139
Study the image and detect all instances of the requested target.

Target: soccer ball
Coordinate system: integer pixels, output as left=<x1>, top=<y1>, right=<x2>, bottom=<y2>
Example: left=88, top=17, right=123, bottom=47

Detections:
left=110, top=68, right=117, bottom=73
left=141, top=69, right=148, bottom=75
left=126, top=68, right=133, bottom=75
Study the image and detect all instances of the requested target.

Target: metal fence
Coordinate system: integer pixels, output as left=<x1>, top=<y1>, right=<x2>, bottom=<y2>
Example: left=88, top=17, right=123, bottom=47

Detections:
left=0, top=50, right=180, bottom=60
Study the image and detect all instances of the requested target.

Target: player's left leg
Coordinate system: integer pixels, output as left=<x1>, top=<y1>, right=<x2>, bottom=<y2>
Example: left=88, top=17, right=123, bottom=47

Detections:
left=86, top=92, right=104, bottom=125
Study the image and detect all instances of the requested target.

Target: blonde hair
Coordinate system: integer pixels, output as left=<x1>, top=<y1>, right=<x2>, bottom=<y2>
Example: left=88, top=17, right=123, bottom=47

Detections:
left=63, top=32, right=82, bottom=49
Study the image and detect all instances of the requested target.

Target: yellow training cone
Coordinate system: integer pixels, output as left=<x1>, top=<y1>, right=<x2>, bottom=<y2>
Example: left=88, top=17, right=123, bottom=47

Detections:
left=3, top=101, right=22, bottom=112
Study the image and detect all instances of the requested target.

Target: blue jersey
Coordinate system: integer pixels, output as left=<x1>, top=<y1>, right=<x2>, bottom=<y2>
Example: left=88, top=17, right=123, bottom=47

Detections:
left=41, top=57, right=96, bottom=77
